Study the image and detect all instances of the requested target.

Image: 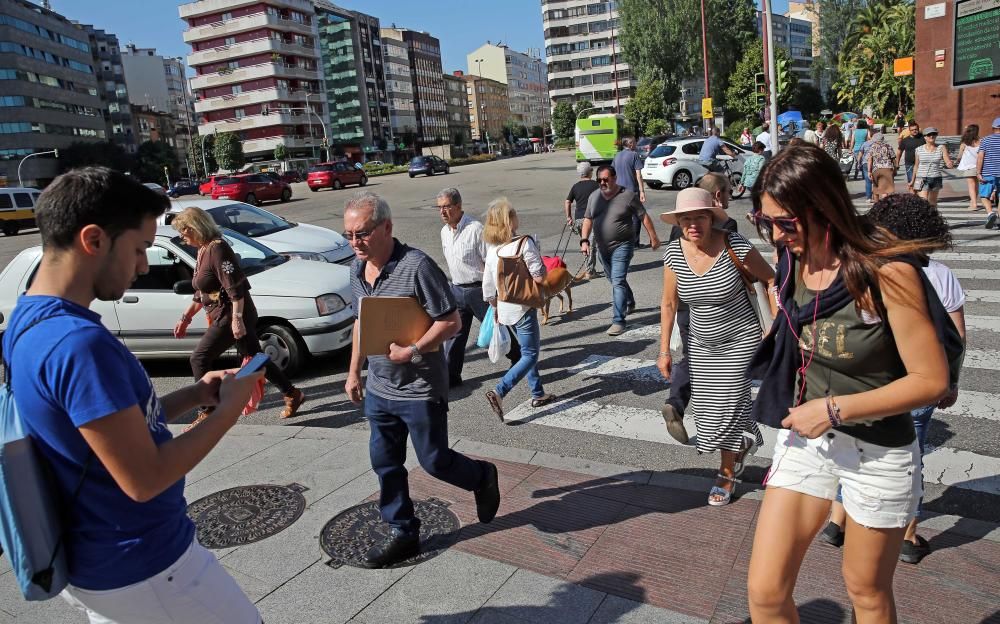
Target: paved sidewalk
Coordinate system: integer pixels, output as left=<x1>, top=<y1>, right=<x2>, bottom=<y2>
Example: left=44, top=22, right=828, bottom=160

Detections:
left=2, top=425, right=999, bottom=624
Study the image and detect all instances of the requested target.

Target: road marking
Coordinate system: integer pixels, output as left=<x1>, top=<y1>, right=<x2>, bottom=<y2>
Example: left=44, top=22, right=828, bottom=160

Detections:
left=952, top=239, right=1000, bottom=247
left=965, top=315, right=1000, bottom=334
left=568, top=354, right=666, bottom=384
left=504, top=397, right=1000, bottom=495
left=949, top=271, right=1000, bottom=281
left=938, top=391, right=1000, bottom=423
left=934, top=252, right=1000, bottom=262
left=965, top=290, right=1000, bottom=303
left=963, top=348, right=1000, bottom=370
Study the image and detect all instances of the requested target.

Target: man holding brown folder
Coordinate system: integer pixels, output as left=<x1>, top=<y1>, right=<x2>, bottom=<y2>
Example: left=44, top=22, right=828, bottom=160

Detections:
left=343, top=192, right=501, bottom=569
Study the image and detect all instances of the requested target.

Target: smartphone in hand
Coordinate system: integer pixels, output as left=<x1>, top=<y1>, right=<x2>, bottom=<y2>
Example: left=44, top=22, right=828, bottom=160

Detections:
left=236, top=353, right=271, bottom=379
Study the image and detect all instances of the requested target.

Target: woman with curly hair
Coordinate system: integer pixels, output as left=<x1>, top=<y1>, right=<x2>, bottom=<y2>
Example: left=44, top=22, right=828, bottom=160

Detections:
left=745, top=146, right=952, bottom=621
left=819, top=122, right=845, bottom=161
left=821, top=194, right=966, bottom=565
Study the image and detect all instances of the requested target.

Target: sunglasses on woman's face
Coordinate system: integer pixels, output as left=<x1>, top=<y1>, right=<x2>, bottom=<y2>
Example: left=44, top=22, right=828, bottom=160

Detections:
left=750, top=211, right=799, bottom=234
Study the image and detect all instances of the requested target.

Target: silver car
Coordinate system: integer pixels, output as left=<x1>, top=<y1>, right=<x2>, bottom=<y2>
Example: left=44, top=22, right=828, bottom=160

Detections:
left=0, top=226, right=355, bottom=375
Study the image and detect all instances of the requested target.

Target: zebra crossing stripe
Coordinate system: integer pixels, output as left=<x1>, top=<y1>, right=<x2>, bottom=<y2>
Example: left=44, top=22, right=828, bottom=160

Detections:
left=937, top=391, right=1000, bottom=423
left=965, top=315, right=1000, bottom=334
left=950, top=270, right=999, bottom=281
left=966, top=290, right=1000, bottom=303
left=934, top=252, right=1000, bottom=262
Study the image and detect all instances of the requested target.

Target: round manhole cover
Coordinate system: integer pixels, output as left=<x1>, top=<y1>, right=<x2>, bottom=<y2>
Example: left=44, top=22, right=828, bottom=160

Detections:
left=319, top=498, right=461, bottom=569
left=188, top=483, right=308, bottom=549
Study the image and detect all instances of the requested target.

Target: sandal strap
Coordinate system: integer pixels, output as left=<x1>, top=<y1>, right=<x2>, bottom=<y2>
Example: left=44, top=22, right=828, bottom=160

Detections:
left=716, top=472, right=742, bottom=484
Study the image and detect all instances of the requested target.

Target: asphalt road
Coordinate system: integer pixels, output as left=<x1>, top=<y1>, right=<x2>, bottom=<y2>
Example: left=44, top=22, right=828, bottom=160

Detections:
left=3, top=150, right=999, bottom=523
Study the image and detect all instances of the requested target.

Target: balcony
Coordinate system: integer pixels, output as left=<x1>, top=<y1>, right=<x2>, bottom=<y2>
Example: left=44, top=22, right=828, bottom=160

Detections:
left=194, top=87, right=310, bottom=113
left=242, top=134, right=318, bottom=154
left=183, top=12, right=313, bottom=43
left=198, top=111, right=305, bottom=134
left=190, top=61, right=318, bottom=90
left=187, top=37, right=315, bottom=67
left=179, top=0, right=313, bottom=19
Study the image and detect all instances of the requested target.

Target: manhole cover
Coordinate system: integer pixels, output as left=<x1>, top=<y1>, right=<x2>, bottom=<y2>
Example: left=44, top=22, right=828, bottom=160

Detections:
left=319, top=498, right=461, bottom=569
left=188, top=483, right=308, bottom=549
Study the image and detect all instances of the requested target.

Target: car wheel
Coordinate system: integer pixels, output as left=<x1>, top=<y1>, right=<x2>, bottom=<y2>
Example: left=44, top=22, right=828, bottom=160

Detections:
left=647, top=181, right=663, bottom=190
left=333, top=180, right=343, bottom=190
left=309, top=186, right=318, bottom=192
left=280, top=188, right=291, bottom=202
left=672, top=170, right=693, bottom=190
left=444, top=167, right=450, bottom=174
left=427, top=168, right=434, bottom=176
left=2, top=222, right=18, bottom=236
left=360, top=176, right=368, bottom=187
left=259, top=323, right=305, bottom=377
left=245, top=193, right=258, bottom=206
left=408, top=173, right=415, bottom=178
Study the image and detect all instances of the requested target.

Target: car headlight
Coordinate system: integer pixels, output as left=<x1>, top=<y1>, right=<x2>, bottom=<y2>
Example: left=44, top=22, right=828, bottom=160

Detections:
left=285, top=251, right=325, bottom=262
left=316, top=293, right=347, bottom=315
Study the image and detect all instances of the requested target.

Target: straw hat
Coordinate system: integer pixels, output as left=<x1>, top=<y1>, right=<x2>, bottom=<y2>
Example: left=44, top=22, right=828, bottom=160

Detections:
left=659, top=187, right=729, bottom=225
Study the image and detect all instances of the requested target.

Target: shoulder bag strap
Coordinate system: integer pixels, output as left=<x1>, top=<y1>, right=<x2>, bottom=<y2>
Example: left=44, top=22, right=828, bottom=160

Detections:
left=513, top=235, right=530, bottom=258
left=723, top=235, right=756, bottom=287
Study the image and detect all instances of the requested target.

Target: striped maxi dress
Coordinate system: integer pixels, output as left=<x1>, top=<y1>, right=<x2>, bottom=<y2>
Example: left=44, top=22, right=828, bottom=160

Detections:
left=663, top=231, right=764, bottom=453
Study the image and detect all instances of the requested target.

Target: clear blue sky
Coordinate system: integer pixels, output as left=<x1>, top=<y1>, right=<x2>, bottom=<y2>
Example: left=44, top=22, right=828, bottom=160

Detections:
left=47, top=0, right=791, bottom=74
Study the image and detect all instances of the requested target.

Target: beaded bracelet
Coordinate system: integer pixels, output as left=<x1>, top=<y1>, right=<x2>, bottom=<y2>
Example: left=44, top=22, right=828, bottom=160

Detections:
left=825, top=395, right=842, bottom=428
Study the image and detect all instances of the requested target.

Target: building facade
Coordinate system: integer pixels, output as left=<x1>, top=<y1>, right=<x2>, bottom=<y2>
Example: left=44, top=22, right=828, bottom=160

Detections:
left=122, top=45, right=197, bottom=174
left=180, top=0, right=325, bottom=169
left=77, top=25, right=136, bottom=155
left=467, top=42, right=550, bottom=132
left=0, top=0, right=106, bottom=186
left=314, top=2, right=390, bottom=162
left=464, top=74, right=509, bottom=148
left=131, top=104, right=176, bottom=145
left=541, top=0, right=637, bottom=113
left=380, top=28, right=416, bottom=155
left=756, top=11, right=814, bottom=86
left=382, top=26, right=448, bottom=145
left=444, top=71, right=471, bottom=147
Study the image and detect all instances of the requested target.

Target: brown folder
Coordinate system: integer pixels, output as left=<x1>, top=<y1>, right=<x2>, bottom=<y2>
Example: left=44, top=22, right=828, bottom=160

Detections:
left=357, top=296, right=437, bottom=356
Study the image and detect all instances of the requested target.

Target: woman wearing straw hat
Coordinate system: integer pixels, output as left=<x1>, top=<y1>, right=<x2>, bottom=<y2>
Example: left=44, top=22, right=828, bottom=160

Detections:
left=658, top=188, right=777, bottom=506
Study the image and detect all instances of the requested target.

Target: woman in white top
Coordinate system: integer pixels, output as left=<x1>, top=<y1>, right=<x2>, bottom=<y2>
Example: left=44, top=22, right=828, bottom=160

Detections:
left=910, top=127, right=955, bottom=207
left=956, top=124, right=981, bottom=211
left=482, top=197, right=556, bottom=421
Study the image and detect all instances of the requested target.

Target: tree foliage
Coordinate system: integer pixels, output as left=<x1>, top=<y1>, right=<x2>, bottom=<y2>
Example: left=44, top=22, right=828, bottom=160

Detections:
left=790, top=83, right=825, bottom=119
left=834, top=0, right=914, bottom=115
left=623, top=77, right=665, bottom=137
left=530, top=125, right=545, bottom=139
left=573, top=100, right=594, bottom=119
left=189, top=135, right=216, bottom=178
left=646, top=118, right=670, bottom=136
left=135, top=140, right=180, bottom=184
left=724, top=45, right=796, bottom=122
left=273, top=144, right=288, bottom=164
left=552, top=101, right=576, bottom=139
left=815, top=0, right=867, bottom=91
left=213, top=132, right=245, bottom=172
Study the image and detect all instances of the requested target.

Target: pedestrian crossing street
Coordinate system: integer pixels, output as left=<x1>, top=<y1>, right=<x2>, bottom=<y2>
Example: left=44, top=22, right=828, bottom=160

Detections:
left=502, top=200, right=1000, bottom=498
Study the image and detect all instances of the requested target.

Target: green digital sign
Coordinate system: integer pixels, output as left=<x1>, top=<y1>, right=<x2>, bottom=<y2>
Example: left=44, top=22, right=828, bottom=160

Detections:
left=954, top=0, right=1000, bottom=87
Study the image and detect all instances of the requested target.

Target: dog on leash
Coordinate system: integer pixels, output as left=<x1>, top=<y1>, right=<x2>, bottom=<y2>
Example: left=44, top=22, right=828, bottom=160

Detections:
left=541, top=266, right=574, bottom=325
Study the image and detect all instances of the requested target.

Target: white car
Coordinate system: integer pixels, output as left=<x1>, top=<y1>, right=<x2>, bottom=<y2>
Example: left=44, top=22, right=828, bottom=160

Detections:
left=641, top=138, right=747, bottom=190
left=0, top=226, right=355, bottom=375
left=164, top=199, right=354, bottom=265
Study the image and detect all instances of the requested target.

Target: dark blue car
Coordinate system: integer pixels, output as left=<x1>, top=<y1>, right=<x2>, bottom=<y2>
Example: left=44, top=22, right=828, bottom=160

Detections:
left=167, top=179, right=201, bottom=198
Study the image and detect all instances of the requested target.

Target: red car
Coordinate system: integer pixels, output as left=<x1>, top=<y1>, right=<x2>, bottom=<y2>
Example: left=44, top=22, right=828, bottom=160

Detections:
left=199, top=175, right=223, bottom=196
left=211, top=174, right=292, bottom=205
left=306, top=161, right=368, bottom=192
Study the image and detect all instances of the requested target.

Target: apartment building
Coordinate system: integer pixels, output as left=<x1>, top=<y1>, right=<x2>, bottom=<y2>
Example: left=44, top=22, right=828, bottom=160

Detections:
left=380, top=28, right=416, bottom=155
left=180, top=0, right=324, bottom=168
left=466, top=42, right=550, bottom=132
left=314, top=2, right=390, bottom=162
left=76, top=25, right=136, bottom=155
left=464, top=74, right=509, bottom=147
left=0, top=0, right=108, bottom=186
left=382, top=26, right=448, bottom=145
left=756, top=10, right=814, bottom=86
left=443, top=71, right=471, bottom=147
left=122, top=45, right=197, bottom=173
left=541, top=0, right=636, bottom=113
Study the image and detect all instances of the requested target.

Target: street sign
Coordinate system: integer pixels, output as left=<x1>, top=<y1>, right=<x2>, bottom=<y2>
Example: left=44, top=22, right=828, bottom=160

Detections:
left=701, top=97, right=713, bottom=120
left=894, top=57, right=914, bottom=76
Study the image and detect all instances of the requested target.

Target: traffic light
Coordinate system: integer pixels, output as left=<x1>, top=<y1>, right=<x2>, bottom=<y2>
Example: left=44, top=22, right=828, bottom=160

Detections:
left=775, top=58, right=790, bottom=97
left=754, top=72, right=767, bottom=107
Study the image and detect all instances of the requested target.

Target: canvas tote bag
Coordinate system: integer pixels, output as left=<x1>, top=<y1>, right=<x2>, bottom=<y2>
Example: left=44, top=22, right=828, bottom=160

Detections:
left=497, top=236, right=546, bottom=308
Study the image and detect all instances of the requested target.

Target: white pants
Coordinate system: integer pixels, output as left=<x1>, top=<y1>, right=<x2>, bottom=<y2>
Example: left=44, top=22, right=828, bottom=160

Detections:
left=61, top=541, right=261, bottom=624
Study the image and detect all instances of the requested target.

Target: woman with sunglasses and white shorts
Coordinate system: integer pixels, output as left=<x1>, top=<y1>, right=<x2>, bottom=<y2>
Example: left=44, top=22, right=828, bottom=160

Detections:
left=744, top=145, right=950, bottom=623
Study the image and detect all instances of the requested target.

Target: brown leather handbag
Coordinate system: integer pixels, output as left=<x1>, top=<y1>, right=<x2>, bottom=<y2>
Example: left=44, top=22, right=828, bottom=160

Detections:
left=497, top=236, right=546, bottom=308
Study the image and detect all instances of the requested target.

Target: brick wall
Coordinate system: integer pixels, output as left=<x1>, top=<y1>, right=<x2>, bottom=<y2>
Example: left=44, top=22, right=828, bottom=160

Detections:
left=915, top=0, right=1000, bottom=135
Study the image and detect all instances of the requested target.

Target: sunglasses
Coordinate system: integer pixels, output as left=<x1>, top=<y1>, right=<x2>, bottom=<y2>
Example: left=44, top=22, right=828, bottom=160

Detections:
left=597, top=177, right=614, bottom=183
left=341, top=223, right=381, bottom=242
left=750, top=211, right=799, bottom=234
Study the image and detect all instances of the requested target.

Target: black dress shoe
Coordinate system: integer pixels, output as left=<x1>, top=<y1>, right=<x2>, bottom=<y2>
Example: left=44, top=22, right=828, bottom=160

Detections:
left=475, top=462, right=501, bottom=523
left=359, top=529, right=419, bottom=569
left=449, top=376, right=464, bottom=388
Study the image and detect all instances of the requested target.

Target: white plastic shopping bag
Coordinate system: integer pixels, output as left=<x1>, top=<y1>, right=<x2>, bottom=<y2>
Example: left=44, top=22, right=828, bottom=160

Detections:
left=488, top=322, right=511, bottom=364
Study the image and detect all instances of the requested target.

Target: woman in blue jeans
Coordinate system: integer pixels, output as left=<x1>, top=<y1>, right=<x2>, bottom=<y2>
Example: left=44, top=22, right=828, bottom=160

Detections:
left=481, top=197, right=557, bottom=421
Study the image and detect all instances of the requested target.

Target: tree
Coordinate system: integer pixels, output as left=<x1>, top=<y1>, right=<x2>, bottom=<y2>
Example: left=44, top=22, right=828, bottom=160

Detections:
left=135, top=140, right=180, bottom=184
left=273, top=144, right=288, bottom=168
left=57, top=141, right=133, bottom=174
left=623, top=77, right=665, bottom=137
left=724, top=45, right=796, bottom=122
left=815, top=0, right=867, bottom=93
left=213, top=132, right=245, bottom=172
left=790, top=83, right=825, bottom=119
left=454, top=131, right=466, bottom=147
left=834, top=1, right=914, bottom=115
left=573, top=99, right=594, bottom=120
left=645, top=118, right=670, bottom=136
left=530, top=125, right=545, bottom=139
left=189, top=135, right=216, bottom=177
left=552, top=102, right=576, bottom=139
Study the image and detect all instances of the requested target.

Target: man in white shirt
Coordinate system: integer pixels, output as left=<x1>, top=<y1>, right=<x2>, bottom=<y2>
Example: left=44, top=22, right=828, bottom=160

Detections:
left=756, top=122, right=773, bottom=158
left=438, top=187, right=518, bottom=386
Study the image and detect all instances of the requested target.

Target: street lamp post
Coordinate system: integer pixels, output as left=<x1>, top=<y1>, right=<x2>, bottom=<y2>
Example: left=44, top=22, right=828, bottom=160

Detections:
left=763, top=0, right=779, bottom=154
left=200, top=132, right=210, bottom=176
left=475, top=58, right=484, bottom=78
left=17, top=149, right=58, bottom=187
left=700, top=0, right=710, bottom=131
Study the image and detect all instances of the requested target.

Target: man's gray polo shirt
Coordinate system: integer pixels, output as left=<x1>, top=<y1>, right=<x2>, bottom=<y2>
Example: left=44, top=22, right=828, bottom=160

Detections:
left=585, top=187, right=647, bottom=253
left=350, top=239, right=456, bottom=402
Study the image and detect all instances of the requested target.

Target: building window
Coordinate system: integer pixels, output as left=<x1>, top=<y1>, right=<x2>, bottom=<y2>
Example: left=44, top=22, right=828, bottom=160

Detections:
left=234, top=108, right=245, bottom=119
left=224, top=37, right=236, bottom=46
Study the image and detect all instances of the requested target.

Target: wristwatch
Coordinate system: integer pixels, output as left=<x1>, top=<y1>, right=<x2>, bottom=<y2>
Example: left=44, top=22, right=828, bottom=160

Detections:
left=408, top=344, right=423, bottom=365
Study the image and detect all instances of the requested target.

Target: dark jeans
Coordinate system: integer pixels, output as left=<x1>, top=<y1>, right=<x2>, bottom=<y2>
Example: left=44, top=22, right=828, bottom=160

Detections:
left=365, top=393, right=487, bottom=534
left=664, top=307, right=691, bottom=416
left=190, top=317, right=294, bottom=395
left=446, top=283, right=520, bottom=380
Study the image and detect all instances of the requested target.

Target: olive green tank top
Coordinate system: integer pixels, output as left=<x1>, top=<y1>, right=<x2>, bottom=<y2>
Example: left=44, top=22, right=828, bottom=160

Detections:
left=793, top=275, right=915, bottom=448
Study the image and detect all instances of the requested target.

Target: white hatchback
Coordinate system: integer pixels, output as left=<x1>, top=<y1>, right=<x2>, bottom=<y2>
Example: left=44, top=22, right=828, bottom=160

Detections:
left=0, top=226, right=355, bottom=375
left=641, top=138, right=747, bottom=191
left=165, top=198, right=354, bottom=265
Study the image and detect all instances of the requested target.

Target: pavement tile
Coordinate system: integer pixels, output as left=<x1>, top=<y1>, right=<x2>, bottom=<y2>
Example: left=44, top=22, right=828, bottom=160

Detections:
left=0, top=555, right=10, bottom=575
left=255, top=559, right=410, bottom=624
left=466, top=612, right=528, bottom=624
left=529, top=452, right=652, bottom=485
left=222, top=564, right=278, bottom=603
left=185, top=431, right=291, bottom=485
left=0, top=570, right=33, bottom=618
left=293, top=427, right=369, bottom=443
left=350, top=550, right=516, bottom=624
left=452, top=439, right=537, bottom=464
left=590, top=595, right=708, bottom=624
left=9, top=595, right=79, bottom=624
left=281, top=439, right=374, bottom=500
left=477, top=568, right=606, bottom=624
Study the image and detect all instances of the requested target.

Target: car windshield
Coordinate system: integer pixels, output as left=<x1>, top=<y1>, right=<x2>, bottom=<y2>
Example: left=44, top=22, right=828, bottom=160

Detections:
left=215, top=177, right=241, bottom=185
left=205, top=203, right=294, bottom=238
left=309, top=164, right=335, bottom=173
left=171, top=227, right=287, bottom=276
left=649, top=145, right=677, bottom=157
left=410, top=157, right=427, bottom=165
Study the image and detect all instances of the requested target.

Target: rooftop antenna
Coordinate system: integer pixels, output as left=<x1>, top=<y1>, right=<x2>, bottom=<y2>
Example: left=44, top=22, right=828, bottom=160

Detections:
left=41, top=0, right=51, bottom=8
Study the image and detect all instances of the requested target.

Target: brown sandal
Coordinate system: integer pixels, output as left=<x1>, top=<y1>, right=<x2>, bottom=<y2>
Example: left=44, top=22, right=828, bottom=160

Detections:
left=184, top=410, right=211, bottom=432
left=280, top=388, right=305, bottom=419
left=484, top=390, right=504, bottom=422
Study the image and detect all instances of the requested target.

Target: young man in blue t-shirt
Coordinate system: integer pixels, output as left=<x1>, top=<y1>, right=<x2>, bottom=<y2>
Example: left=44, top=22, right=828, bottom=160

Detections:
left=3, top=167, right=264, bottom=623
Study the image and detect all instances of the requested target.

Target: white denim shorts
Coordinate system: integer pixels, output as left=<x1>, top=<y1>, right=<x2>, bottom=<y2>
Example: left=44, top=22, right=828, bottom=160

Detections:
left=61, top=540, right=261, bottom=624
left=765, top=428, right=921, bottom=529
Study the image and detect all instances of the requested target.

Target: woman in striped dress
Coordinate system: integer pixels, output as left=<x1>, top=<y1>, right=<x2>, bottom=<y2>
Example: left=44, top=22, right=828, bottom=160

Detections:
left=658, top=188, right=777, bottom=506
